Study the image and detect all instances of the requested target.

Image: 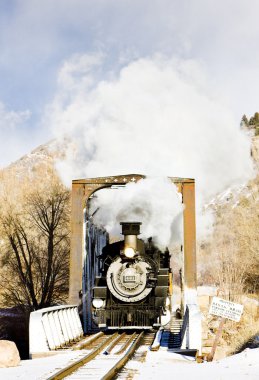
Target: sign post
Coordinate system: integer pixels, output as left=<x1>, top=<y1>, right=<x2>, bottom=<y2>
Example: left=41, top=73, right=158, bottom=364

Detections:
left=207, top=297, right=244, bottom=361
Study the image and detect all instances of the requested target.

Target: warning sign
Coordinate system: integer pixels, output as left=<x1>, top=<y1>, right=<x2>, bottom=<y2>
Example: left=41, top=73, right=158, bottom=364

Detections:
left=209, top=297, right=244, bottom=322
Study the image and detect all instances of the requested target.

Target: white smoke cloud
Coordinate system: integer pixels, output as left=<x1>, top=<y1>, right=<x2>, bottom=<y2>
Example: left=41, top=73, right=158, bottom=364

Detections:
left=90, top=177, right=183, bottom=248
left=47, top=53, right=254, bottom=245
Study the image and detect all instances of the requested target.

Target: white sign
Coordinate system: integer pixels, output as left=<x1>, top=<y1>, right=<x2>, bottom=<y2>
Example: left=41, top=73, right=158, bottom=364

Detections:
left=209, top=297, right=244, bottom=322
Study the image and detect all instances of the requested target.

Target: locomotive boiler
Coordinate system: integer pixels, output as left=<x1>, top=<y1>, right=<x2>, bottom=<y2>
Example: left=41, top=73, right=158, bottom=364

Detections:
left=91, top=222, right=172, bottom=328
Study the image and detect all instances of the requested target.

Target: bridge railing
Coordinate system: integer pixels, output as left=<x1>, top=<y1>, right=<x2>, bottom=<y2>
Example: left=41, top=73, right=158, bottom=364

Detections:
left=181, top=303, right=202, bottom=353
left=180, top=305, right=189, bottom=346
left=29, top=305, right=83, bottom=357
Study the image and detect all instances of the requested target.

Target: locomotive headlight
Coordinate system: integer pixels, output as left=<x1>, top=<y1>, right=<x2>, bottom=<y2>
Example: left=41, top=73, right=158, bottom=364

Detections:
left=124, top=247, right=135, bottom=258
left=92, top=298, right=104, bottom=309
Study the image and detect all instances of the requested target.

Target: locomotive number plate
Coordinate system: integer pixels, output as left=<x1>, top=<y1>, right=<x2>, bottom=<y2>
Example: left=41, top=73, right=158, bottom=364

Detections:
left=124, top=276, right=136, bottom=283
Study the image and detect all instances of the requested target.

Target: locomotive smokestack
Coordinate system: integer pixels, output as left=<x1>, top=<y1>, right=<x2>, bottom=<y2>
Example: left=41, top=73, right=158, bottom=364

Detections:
left=120, top=222, right=141, bottom=252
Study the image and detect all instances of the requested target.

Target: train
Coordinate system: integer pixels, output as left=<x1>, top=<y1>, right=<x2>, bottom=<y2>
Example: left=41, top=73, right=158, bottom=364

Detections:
left=90, top=222, right=172, bottom=329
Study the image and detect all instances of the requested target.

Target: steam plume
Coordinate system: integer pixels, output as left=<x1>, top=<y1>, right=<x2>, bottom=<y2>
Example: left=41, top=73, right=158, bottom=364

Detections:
left=46, top=54, right=254, bottom=246
left=90, top=177, right=183, bottom=248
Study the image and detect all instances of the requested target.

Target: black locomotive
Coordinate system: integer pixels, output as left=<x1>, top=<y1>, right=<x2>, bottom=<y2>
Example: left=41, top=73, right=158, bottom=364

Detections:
left=91, top=222, right=172, bottom=329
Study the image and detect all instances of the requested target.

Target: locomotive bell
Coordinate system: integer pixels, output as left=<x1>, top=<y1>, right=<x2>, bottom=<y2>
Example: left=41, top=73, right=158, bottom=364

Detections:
left=120, top=222, right=141, bottom=258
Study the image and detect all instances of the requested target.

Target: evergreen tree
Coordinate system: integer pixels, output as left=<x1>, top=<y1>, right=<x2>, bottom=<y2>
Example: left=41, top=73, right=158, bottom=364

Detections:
left=241, top=114, right=249, bottom=127
left=254, top=112, right=259, bottom=124
left=249, top=116, right=255, bottom=126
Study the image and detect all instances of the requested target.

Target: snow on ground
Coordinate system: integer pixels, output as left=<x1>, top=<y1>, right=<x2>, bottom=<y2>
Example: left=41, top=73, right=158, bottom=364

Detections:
left=0, top=349, right=89, bottom=380
left=132, top=348, right=259, bottom=380
left=0, top=347, right=258, bottom=379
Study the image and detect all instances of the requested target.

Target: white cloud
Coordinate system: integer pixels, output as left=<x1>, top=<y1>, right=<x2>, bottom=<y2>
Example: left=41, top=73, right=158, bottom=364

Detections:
left=1, top=1, right=259, bottom=117
left=0, top=102, right=31, bottom=167
left=0, top=102, right=30, bottom=130
left=57, top=53, right=104, bottom=92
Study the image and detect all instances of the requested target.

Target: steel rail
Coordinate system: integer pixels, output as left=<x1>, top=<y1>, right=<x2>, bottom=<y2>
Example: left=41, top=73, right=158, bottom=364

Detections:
left=114, top=332, right=136, bottom=355
left=101, top=331, right=144, bottom=380
left=103, top=332, right=126, bottom=355
left=46, top=333, right=117, bottom=380
left=73, top=331, right=104, bottom=350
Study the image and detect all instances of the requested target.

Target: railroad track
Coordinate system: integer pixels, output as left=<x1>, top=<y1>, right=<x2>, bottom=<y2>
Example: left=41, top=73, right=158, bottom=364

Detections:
left=46, top=330, right=153, bottom=380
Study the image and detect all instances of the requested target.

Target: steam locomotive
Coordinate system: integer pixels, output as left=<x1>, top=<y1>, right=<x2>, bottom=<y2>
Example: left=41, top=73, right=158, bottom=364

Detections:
left=91, top=222, right=172, bottom=329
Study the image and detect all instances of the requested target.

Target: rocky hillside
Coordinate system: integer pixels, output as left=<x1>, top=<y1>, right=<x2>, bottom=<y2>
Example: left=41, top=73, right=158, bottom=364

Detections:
left=0, top=140, right=65, bottom=202
left=0, top=140, right=57, bottom=180
left=198, top=135, right=259, bottom=294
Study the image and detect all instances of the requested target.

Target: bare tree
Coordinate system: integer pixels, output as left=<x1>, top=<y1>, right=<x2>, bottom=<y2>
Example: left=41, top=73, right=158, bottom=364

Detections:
left=198, top=178, right=259, bottom=299
left=0, top=183, right=70, bottom=310
left=212, top=224, right=249, bottom=301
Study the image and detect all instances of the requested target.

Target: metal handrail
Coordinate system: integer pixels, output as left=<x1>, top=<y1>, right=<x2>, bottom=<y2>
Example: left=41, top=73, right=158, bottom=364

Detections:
left=180, top=306, right=189, bottom=347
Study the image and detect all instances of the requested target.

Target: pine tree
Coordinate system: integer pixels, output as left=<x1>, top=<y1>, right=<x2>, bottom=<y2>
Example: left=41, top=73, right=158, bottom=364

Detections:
left=249, top=116, right=255, bottom=126
left=254, top=112, right=259, bottom=124
left=241, top=114, right=249, bottom=127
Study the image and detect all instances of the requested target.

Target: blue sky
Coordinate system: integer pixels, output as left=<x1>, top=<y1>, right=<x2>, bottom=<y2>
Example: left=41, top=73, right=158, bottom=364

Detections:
left=1, top=0, right=259, bottom=167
